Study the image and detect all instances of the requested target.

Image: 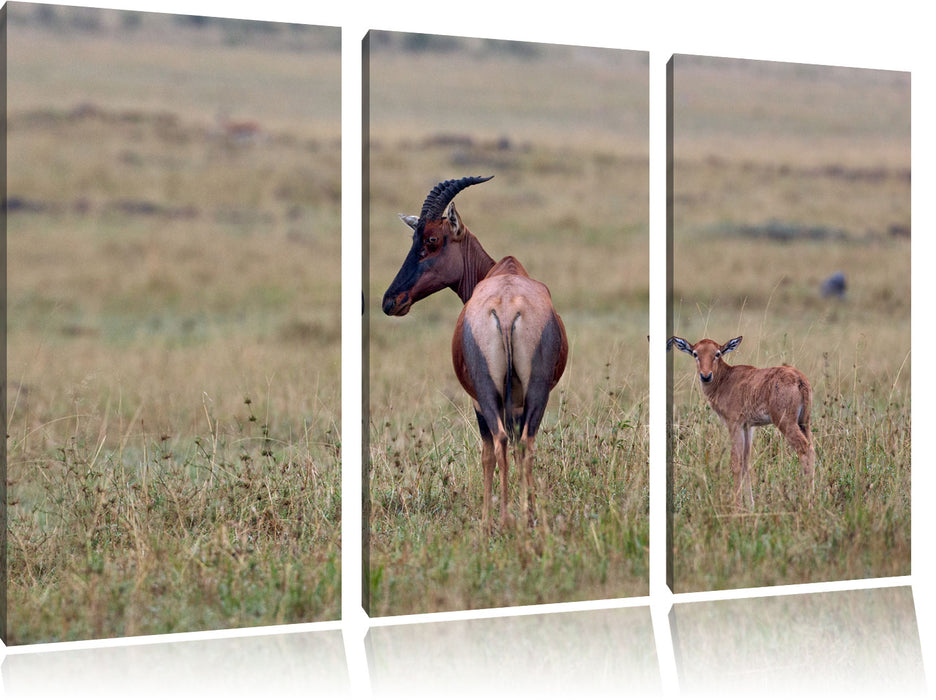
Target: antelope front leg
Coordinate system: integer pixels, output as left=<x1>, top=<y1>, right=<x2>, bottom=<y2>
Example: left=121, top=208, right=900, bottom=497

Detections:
left=729, top=426, right=750, bottom=509
left=741, top=425, right=755, bottom=508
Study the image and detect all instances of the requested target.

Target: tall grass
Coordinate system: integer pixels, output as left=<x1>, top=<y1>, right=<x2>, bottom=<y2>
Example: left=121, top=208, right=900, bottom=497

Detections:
left=8, top=392, right=340, bottom=641
left=6, top=10, right=341, bottom=643
left=366, top=39, right=650, bottom=615
left=368, top=311, right=649, bottom=614
left=669, top=56, right=910, bottom=592
left=670, top=331, right=910, bottom=591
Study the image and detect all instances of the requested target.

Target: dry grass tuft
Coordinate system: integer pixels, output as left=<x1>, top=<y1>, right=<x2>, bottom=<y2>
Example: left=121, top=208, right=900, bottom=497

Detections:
left=6, top=10, right=341, bottom=643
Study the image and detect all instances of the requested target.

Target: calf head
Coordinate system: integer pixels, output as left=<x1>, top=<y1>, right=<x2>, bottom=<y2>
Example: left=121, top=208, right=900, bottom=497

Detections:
left=668, top=335, right=742, bottom=383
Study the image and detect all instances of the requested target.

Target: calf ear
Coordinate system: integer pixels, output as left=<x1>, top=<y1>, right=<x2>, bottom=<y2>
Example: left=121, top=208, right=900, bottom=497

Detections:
left=667, top=336, right=694, bottom=355
left=722, top=336, right=743, bottom=354
left=398, top=214, right=420, bottom=230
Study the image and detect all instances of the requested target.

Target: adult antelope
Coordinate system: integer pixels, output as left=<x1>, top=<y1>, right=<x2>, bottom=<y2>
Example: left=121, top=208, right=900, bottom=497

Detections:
left=383, top=176, right=568, bottom=529
left=667, top=335, right=816, bottom=508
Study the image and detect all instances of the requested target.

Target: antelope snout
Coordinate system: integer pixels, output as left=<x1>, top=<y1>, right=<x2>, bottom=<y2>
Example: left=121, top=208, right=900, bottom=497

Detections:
left=382, top=291, right=411, bottom=316
left=699, top=372, right=713, bottom=383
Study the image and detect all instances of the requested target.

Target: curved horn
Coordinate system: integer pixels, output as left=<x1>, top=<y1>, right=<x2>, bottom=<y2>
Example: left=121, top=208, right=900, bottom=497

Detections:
left=419, top=175, right=494, bottom=222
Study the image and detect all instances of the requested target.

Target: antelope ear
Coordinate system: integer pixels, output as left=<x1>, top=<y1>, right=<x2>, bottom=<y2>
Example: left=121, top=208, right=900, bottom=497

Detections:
left=446, top=202, right=467, bottom=241
left=398, top=214, right=419, bottom=230
left=722, top=336, right=743, bottom=354
left=667, top=336, right=694, bottom=355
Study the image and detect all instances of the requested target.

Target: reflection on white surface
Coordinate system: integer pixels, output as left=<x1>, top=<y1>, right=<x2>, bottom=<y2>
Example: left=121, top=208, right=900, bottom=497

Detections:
left=367, top=606, right=660, bottom=699
left=672, top=586, right=925, bottom=697
left=1, top=587, right=927, bottom=698
left=1, top=629, right=349, bottom=700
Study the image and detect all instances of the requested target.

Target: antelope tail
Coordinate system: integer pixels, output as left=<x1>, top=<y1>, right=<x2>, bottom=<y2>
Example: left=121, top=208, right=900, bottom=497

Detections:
left=797, top=379, right=812, bottom=437
left=492, top=309, right=520, bottom=442
left=506, top=313, right=521, bottom=441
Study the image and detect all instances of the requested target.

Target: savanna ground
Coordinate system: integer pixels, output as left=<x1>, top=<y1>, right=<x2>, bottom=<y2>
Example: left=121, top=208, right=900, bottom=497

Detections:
left=669, top=56, right=911, bottom=592
left=366, top=34, right=649, bottom=615
left=6, top=6, right=341, bottom=643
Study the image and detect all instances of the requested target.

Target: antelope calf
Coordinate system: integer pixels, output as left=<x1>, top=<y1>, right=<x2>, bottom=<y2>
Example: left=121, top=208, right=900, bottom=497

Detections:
left=383, top=176, right=568, bottom=529
left=667, top=335, right=816, bottom=508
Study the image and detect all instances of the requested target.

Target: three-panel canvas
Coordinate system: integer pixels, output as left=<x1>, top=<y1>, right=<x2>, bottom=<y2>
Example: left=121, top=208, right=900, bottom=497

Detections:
left=2, top=2, right=920, bottom=692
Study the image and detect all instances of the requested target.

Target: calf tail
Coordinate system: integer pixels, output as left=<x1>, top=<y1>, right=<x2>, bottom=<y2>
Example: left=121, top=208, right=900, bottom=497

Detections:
left=797, top=378, right=812, bottom=437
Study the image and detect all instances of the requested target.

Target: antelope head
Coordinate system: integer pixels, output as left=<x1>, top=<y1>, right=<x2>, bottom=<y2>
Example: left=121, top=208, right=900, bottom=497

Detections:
left=382, top=175, right=493, bottom=316
left=668, top=335, right=743, bottom=384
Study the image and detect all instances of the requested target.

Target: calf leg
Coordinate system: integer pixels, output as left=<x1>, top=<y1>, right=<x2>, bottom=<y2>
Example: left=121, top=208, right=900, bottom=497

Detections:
left=741, top=426, right=755, bottom=508
left=799, top=422, right=816, bottom=486
left=776, top=413, right=816, bottom=498
left=793, top=427, right=816, bottom=498
left=803, top=439, right=816, bottom=487
left=729, top=426, right=750, bottom=509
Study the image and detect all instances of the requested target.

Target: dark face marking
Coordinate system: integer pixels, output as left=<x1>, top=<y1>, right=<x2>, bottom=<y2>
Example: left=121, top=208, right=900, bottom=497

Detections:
left=382, top=220, right=455, bottom=316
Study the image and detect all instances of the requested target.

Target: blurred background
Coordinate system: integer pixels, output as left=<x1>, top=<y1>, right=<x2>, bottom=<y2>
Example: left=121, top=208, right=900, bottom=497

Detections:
left=365, top=32, right=650, bottom=616
left=6, top=3, right=341, bottom=643
left=668, top=55, right=911, bottom=592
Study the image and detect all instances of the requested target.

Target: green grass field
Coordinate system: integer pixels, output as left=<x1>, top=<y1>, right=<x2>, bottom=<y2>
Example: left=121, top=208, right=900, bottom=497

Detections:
left=668, top=56, right=911, bottom=592
left=366, top=35, right=650, bottom=615
left=5, top=6, right=341, bottom=643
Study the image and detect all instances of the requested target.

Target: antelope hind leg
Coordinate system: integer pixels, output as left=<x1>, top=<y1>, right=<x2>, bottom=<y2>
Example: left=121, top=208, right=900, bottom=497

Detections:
left=519, top=433, right=537, bottom=526
left=475, top=408, right=496, bottom=531
left=777, top=414, right=817, bottom=500
left=494, top=432, right=511, bottom=527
